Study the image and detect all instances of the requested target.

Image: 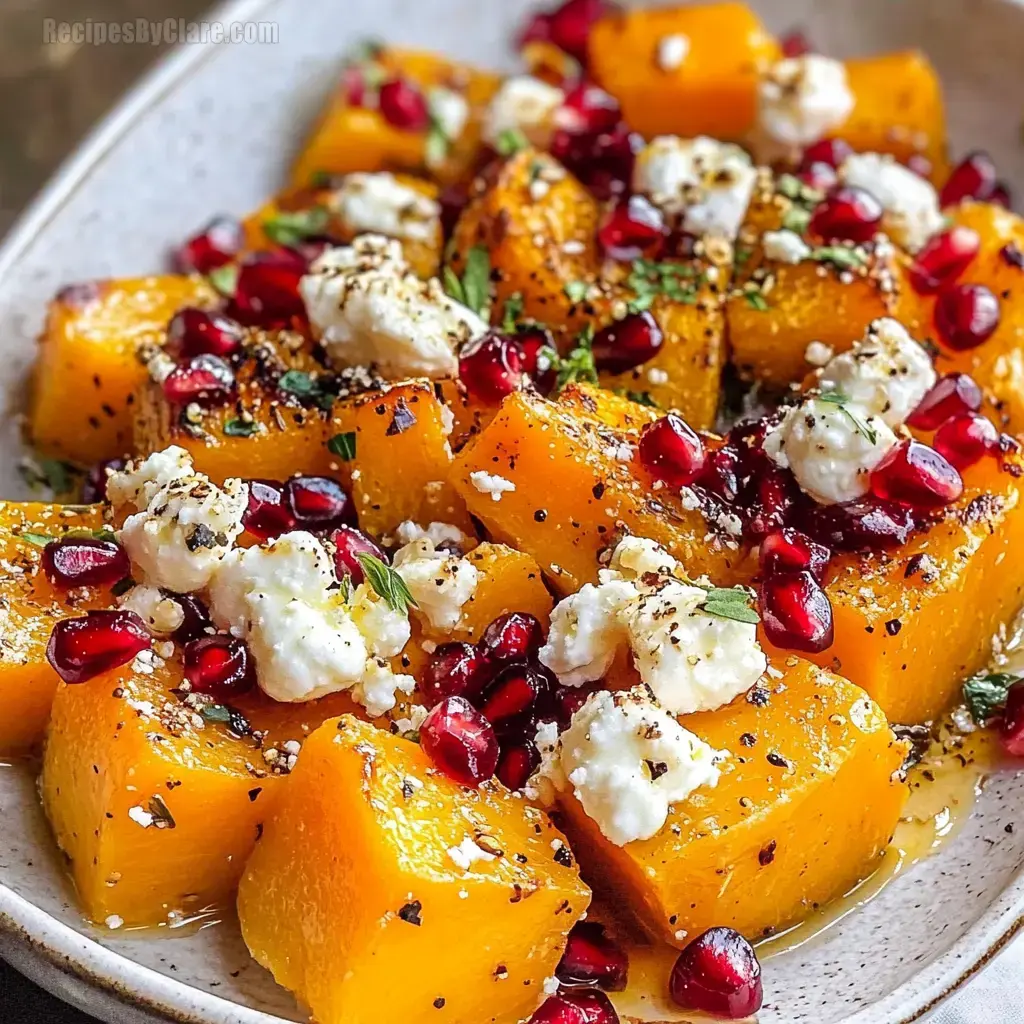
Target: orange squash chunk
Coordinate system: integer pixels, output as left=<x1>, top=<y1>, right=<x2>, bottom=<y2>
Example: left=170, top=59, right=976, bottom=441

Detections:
left=291, top=47, right=500, bottom=188
left=588, top=3, right=780, bottom=141
left=558, top=660, right=907, bottom=945
left=30, top=275, right=217, bottom=465
left=238, top=715, right=590, bottom=1024
left=0, top=502, right=108, bottom=754
left=451, top=391, right=754, bottom=595
left=558, top=382, right=659, bottom=433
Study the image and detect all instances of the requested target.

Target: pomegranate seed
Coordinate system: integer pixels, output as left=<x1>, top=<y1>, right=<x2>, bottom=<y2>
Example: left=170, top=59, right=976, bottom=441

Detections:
left=46, top=609, right=151, bottom=684
left=939, top=151, right=998, bottom=207
left=907, top=373, right=983, bottom=430
left=165, top=307, right=244, bottom=360
left=933, top=412, right=1000, bottom=469
left=669, top=927, right=763, bottom=1019
left=597, top=195, right=665, bottom=261
left=551, top=122, right=640, bottom=201
left=530, top=990, right=619, bottom=1024
left=232, top=250, right=306, bottom=326
left=518, top=0, right=608, bottom=64
left=592, top=311, right=664, bottom=374
left=481, top=612, right=545, bottom=662
left=556, top=922, right=629, bottom=991
left=780, top=28, right=812, bottom=57
left=797, top=161, right=838, bottom=192
left=743, top=464, right=798, bottom=540
left=341, top=65, right=366, bottom=107
left=459, top=332, right=525, bottom=403
left=162, top=354, right=236, bottom=407
left=558, top=83, right=621, bottom=135
left=759, top=528, right=830, bottom=581
left=420, top=695, right=499, bottom=787
left=870, top=440, right=963, bottom=509
left=1000, top=680, right=1024, bottom=757
left=283, top=476, right=353, bottom=531
left=800, top=138, right=852, bottom=170
left=990, top=181, right=1013, bottom=209
left=42, top=537, right=130, bottom=590
left=438, top=182, right=470, bottom=238
left=934, top=283, right=1000, bottom=351
left=698, top=447, right=741, bottom=503
left=81, top=458, right=126, bottom=503
left=331, top=525, right=385, bottom=583
left=909, top=226, right=980, bottom=294
left=556, top=685, right=591, bottom=728
left=518, top=326, right=559, bottom=394
left=174, top=216, right=244, bottom=274
left=423, top=642, right=494, bottom=707
left=173, top=594, right=214, bottom=643
left=639, top=415, right=706, bottom=487
left=800, top=498, right=915, bottom=552
left=378, top=78, right=430, bottom=131
left=809, top=186, right=883, bottom=244
left=496, top=742, right=540, bottom=790
left=480, top=664, right=546, bottom=724
left=760, top=571, right=834, bottom=653
left=183, top=635, right=256, bottom=702
left=242, top=480, right=295, bottom=540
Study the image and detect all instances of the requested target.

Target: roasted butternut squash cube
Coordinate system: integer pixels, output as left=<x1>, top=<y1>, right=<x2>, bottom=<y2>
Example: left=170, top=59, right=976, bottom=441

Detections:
left=0, top=502, right=108, bottom=754
left=588, top=3, right=780, bottom=141
left=238, top=715, right=590, bottom=1024
left=30, top=276, right=217, bottom=465
left=291, top=47, right=500, bottom=188
left=558, top=382, right=659, bottom=434
left=452, top=391, right=755, bottom=595
left=558, top=660, right=907, bottom=945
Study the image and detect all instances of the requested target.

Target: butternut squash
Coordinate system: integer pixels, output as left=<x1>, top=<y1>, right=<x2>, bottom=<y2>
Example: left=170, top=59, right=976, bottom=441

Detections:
left=559, top=659, right=907, bottom=945
left=237, top=715, right=590, bottom=1024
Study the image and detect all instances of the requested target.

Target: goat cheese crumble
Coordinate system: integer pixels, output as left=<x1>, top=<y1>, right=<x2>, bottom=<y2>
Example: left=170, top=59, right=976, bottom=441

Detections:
left=482, top=75, right=564, bottom=148
left=391, top=533, right=480, bottom=632
left=657, top=33, right=690, bottom=71
left=762, top=228, right=813, bottom=264
left=758, top=55, right=854, bottom=149
left=427, top=86, right=470, bottom=144
left=469, top=470, right=517, bottom=501
left=117, top=584, right=187, bottom=635
left=329, top=172, right=441, bottom=243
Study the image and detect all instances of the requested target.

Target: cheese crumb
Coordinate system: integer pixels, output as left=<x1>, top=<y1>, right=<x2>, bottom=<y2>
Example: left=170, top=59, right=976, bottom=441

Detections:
left=762, top=228, right=812, bottom=264
left=469, top=470, right=517, bottom=502
left=447, top=836, right=499, bottom=872
left=392, top=535, right=480, bottom=631
left=329, top=172, right=441, bottom=243
left=482, top=75, right=564, bottom=148
left=758, top=55, right=854, bottom=148
left=656, top=33, right=689, bottom=70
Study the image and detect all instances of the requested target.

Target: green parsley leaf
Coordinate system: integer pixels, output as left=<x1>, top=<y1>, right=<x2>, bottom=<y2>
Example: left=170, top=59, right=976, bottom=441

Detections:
left=425, top=122, right=450, bottom=167
left=263, top=206, right=330, bottom=247
left=564, top=280, right=590, bottom=304
left=357, top=554, right=418, bottom=614
left=442, top=265, right=466, bottom=305
left=66, top=527, right=117, bottom=544
left=338, top=573, right=353, bottom=603
left=207, top=263, right=239, bottom=297
left=111, top=576, right=136, bottom=598
left=444, top=247, right=491, bottom=316
left=627, top=259, right=699, bottom=306
left=555, top=325, right=598, bottom=390
left=277, top=370, right=336, bottom=411
left=224, top=417, right=258, bottom=437
left=734, top=247, right=753, bottom=266
left=495, top=128, right=529, bottom=156
left=19, top=531, right=53, bottom=548
left=327, top=431, right=357, bottom=461
left=781, top=206, right=812, bottom=234
left=501, top=292, right=525, bottom=333
left=744, top=291, right=770, bottom=311
left=963, top=672, right=1020, bottom=725
left=626, top=293, right=655, bottom=314
left=697, top=585, right=760, bottom=624
left=812, top=245, right=867, bottom=271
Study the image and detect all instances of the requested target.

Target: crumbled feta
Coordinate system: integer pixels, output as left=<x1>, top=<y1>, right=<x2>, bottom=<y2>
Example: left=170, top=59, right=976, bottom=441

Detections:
left=839, top=152, right=945, bottom=252
left=763, top=397, right=898, bottom=504
left=427, top=86, right=470, bottom=144
left=758, top=55, right=854, bottom=148
left=109, top=447, right=247, bottom=594
left=117, top=584, right=186, bottom=635
left=105, top=915, right=124, bottom=930
left=300, top=235, right=487, bottom=379
left=657, top=33, right=689, bottom=71
left=804, top=340, right=834, bottom=367
left=608, top=535, right=678, bottom=578
left=633, top=135, right=757, bottom=241
left=329, top=172, right=441, bottom=243
left=392, top=535, right=480, bottom=632
left=393, top=703, right=429, bottom=739
left=543, top=977, right=561, bottom=996
left=535, top=687, right=723, bottom=846
left=128, top=806, right=154, bottom=828
left=393, top=520, right=469, bottom=550
left=351, top=658, right=416, bottom=719
left=447, top=835, right=498, bottom=872
left=483, top=75, right=564, bottom=148
left=818, top=317, right=937, bottom=427
left=469, top=470, right=516, bottom=501
left=762, top=228, right=812, bottom=264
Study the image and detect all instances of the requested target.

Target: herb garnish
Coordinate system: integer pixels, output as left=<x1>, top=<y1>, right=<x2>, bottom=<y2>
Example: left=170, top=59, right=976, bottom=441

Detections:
left=224, top=417, right=259, bottom=437
left=627, top=258, right=699, bottom=307
left=277, top=370, right=336, bottom=411
left=19, top=457, right=77, bottom=497
left=540, top=324, right=599, bottom=392
left=817, top=390, right=879, bottom=444
left=563, top=280, right=590, bottom=304
left=207, top=263, right=240, bottom=298
left=327, top=431, right=357, bottom=461
left=495, top=128, right=529, bottom=157
left=442, top=245, right=490, bottom=315
left=963, top=671, right=1020, bottom=725
left=263, top=206, right=330, bottom=247
left=811, top=245, right=867, bottom=271
left=696, top=584, right=760, bottom=625
left=357, top=554, right=418, bottom=613
left=501, top=292, right=525, bottom=333
left=19, top=527, right=116, bottom=548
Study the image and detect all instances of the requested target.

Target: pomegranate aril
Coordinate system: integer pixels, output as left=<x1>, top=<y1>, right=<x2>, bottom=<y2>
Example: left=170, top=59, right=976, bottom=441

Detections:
left=760, top=570, right=834, bottom=653
left=331, top=525, right=385, bottom=583
left=639, top=415, right=706, bottom=487
left=908, top=226, right=981, bottom=294
left=808, top=186, right=883, bottom=244
left=800, top=137, right=851, bottom=170
left=480, top=664, right=546, bottom=724
left=933, top=412, right=1000, bottom=470
left=81, top=457, right=126, bottom=503
left=242, top=479, right=295, bottom=540
left=907, top=372, right=983, bottom=430
left=232, top=250, right=306, bottom=326
left=800, top=498, right=915, bottom=552
left=529, top=989, right=619, bottom=1024
left=173, top=594, right=215, bottom=644
left=420, top=695, right=499, bottom=787
left=438, top=182, right=470, bottom=238
left=592, top=311, right=664, bottom=374
left=496, top=742, right=540, bottom=791
left=934, top=283, right=1000, bottom=351
left=1000, top=680, right=1024, bottom=757
left=551, top=122, right=640, bottom=201
left=780, top=28, right=812, bottom=57
left=870, top=440, right=963, bottom=509
left=283, top=475, right=354, bottom=531
left=669, top=927, right=763, bottom=1019
left=518, top=0, right=608, bottom=64
left=183, top=634, right=256, bottom=701
left=743, top=465, right=798, bottom=540
left=698, top=447, right=741, bottom=503
left=42, top=537, right=130, bottom=589
left=797, top=161, right=838, bottom=192
left=518, top=326, right=559, bottom=394
left=459, top=332, right=525, bottom=403
left=990, top=181, right=1013, bottom=209
left=556, top=921, right=629, bottom=992
left=597, top=195, right=665, bottom=261
left=481, top=612, right=545, bottom=662
left=939, top=150, right=998, bottom=207
left=174, top=216, right=244, bottom=274
left=556, top=685, right=591, bottom=728
left=165, top=307, right=245, bottom=360
left=759, top=528, right=830, bottom=581
left=341, top=65, right=367, bottom=107
left=558, top=82, right=621, bottom=135
left=423, top=642, right=493, bottom=707
left=162, top=354, right=236, bottom=407
left=46, top=609, right=151, bottom=685
left=378, top=78, right=430, bottom=131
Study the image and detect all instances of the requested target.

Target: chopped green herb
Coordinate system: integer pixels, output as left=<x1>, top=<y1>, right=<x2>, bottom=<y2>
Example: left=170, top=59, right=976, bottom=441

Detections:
left=812, top=245, right=867, bottom=271
left=327, top=431, right=357, bottom=461
left=624, top=390, right=659, bottom=408
left=200, top=703, right=234, bottom=725
left=626, top=293, right=655, bottom=314
left=553, top=324, right=598, bottom=390
left=733, top=247, right=753, bottom=266
left=263, top=206, right=330, bottom=247
left=495, top=128, right=529, bottom=156
left=781, top=206, right=812, bottom=234
left=564, top=280, right=590, bottom=304
left=338, top=573, right=353, bottom=603
left=207, top=263, right=239, bottom=297
left=224, top=417, right=259, bottom=437
left=277, top=370, right=335, bottom=411
left=963, top=672, right=1019, bottom=725
left=501, top=292, right=525, bottom=333
left=697, top=584, right=760, bottom=624
left=424, top=122, right=450, bottom=167
left=19, top=531, right=53, bottom=548
left=627, top=258, right=699, bottom=306
left=818, top=390, right=879, bottom=444
left=443, top=246, right=490, bottom=315
left=357, top=554, right=418, bottom=614
left=744, top=291, right=770, bottom=311
left=19, top=457, right=78, bottom=497
left=776, top=173, right=821, bottom=207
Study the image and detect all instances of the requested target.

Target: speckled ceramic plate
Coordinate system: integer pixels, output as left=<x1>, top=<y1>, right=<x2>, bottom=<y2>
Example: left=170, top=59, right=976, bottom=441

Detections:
left=2, top=0, right=1024, bottom=1020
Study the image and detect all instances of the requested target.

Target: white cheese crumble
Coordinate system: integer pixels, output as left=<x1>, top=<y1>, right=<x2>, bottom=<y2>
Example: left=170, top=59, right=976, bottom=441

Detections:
left=529, top=687, right=723, bottom=846
left=469, top=470, right=517, bottom=502
left=392, top=520, right=469, bottom=550
left=105, top=915, right=124, bottom=930
left=109, top=447, right=247, bottom=594
left=482, top=75, right=564, bottom=148
left=391, top=534, right=480, bottom=632
left=128, top=806, right=154, bottom=829
left=758, top=55, right=854, bottom=148
left=329, top=172, right=441, bottom=243
left=657, top=33, right=690, bottom=71
left=818, top=317, right=937, bottom=427
left=804, top=340, right=835, bottom=367
left=633, top=135, right=758, bottom=241
left=300, top=234, right=487, bottom=379
left=117, top=584, right=186, bottom=635
left=838, top=152, right=945, bottom=252
left=447, top=835, right=498, bottom=872
left=427, top=86, right=470, bottom=145
left=762, top=228, right=812, bottom=264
